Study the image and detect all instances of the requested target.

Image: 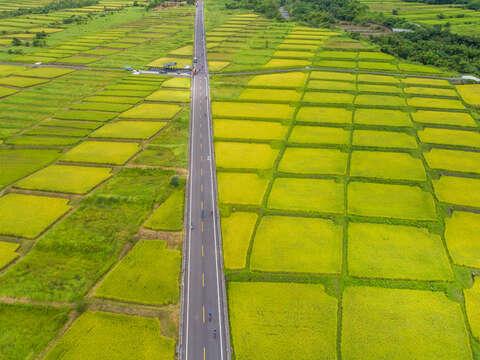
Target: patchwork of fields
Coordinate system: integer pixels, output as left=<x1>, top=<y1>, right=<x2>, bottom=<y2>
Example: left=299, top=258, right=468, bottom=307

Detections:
left=0, top=3, right=194, bottom=358
left=361, top=0, right=480, bottom=37
left=209, top=11, right=480, bottom=359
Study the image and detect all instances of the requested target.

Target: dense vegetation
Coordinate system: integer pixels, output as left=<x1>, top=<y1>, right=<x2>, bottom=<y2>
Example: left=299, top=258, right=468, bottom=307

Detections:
left=0, top=0, right=99, bottom=19
left=372, top=25, right=480, bottom=75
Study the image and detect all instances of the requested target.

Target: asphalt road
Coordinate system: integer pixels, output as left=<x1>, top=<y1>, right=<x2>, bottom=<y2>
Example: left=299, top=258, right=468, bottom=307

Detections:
left=180, top=1, right=231, bottom=360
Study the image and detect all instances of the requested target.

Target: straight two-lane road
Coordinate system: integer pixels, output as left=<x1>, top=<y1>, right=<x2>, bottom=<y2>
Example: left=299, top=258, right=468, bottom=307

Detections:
left=180, top=1, right=231, bottom=360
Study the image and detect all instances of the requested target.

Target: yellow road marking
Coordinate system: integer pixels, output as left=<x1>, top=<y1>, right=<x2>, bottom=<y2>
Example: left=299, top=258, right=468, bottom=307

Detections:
left=201, top=221, right=204, bottom=233
left=203, top=305, right=205, bottom=323
left=201, top=245, right=204, bottom=257
left=200, top=168, right=203, bottom=176
left=203, top=347, right=206, bottom=360
left=201, top=200, right=204, bottom=209
left=202, top=272, right=205, bottom=287
left=200, top=184, right=204, bottom=192
left=200, top=143, right=203, bottom=150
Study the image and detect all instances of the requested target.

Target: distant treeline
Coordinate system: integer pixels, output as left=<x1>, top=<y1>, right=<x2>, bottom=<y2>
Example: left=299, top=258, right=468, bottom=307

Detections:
left=372, top=25, right=480, bottom=75
left=0, top=0, right=99, bottom=19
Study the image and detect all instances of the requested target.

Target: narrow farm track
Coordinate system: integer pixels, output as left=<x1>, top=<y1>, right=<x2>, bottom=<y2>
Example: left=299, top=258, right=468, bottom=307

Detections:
left=180, top=1, right=231, bottom=359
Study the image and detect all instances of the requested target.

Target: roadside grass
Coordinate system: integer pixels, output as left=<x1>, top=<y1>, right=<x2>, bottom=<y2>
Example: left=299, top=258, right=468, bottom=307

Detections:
left=221, top=212, right=257, bottom=270
left=433, top=176, right=480, bottom=208
left=228, top=282, right=337, bottom=360
left=251, top=216, right=342, bottom=273
left=341, top=287, right=472, bottom=360
left=16, top=165, right=112, bottom=195
left=348, top=182, right=437, bottom=220
left=0, top=193, right=71, bottom=239
left=348, top=223, right=452, bottom=280
left=445, top=211, right=480, bottom=268
left=215, top=142, right=278, bottom=169
left=45, top=311, right=175, bottom=360
left=95, top=240, right=180, bottom=306
left=0, top=303, right=69, bottom=360
left=61, top=141, right=141, bottom=165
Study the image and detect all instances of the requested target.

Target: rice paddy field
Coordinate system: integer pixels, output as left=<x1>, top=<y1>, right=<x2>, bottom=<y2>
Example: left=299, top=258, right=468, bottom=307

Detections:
left=208, top=8, right=480, bottom=359
left=0, top=2, right=192, bottom=358
left=361, top=0, right=480, bottom=37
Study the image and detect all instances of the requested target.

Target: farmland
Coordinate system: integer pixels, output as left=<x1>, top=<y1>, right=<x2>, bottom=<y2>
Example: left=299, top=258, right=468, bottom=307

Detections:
left=0, top=1, right=193, bottom=358
left=208, top=8, right=480, bottom=359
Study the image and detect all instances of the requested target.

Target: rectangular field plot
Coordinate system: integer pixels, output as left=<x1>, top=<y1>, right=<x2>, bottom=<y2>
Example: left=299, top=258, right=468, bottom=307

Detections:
left=143, top=188, right=184, bottom=231
left=310, top=71, right=355, bottom=81
left=55, top=110, right=117, bottom=122
left=465, top=277, right=480, bottom=340
left=418, top=128, right=480, bottom=148
left=217, top=172, right=269, bottom=205
left=412, top=110, right=476, bottom=127
left=353, top=109, right=412, bottom=127
left=215, top=142, right=278, bottom=170
left=229, top=282, right=337, bottom=360
left=0, top=76, right=48, bottom=87
left=239, top=88, right=302, bottom=102
left=0, top=193, right=71, bottom=239
left=95, top=240, right=180, bottom=305
left=221, top=212, right=257, bottom=269
left=348, top=182, right=436, bottom=220
left=268, top=178, right=344, bottom=214
left=357, top=83, right=401, bottom=94
left=70, top=102, right=132, bottom=112
left=350, top=151, right=426, bottom=181
left=119, top=103, right=182, bottom=120
left=445, top=211, right=480, bottom=268
left=212, top=101, right=294, bottom=120
left=342, top=287, right=472, bottom=360
left=302, top=91, right=354, bottom=105
left=358, top=74, right=399, bottom=84
left=425, top=148, right=480, bottom=174
left=84, top=96, right=143, bottom=105
left=251, top=216, right=342, bottom=274
left=61, top=141, right=141, bottom=165
left=45, top=311, right=175, bottom=360
left=214, top=119, right=287, bottom=140
left=90, top=121, right=166, bottom=139
left=5, top=136, right=80, bottom=147
left=16, top=165, right=112, bottom=194
left=403, top=77, right=451, bottom=87
left=307, top=79, right=356, bottom=91
left=161, top=77, right=190, bottom=89
left=289, top=126, right=349, bottom=145
left=0, top=241, right=19, bottom=269
left=355, top=94, right=406, bottom=107
left=407, top=97, right=465, bottom=110
left=456, top=84, right=480, bottom=106
left=0, top=87, right=18, bottom=98
left=296, top=106, right=352, bottom=124
left=279, top=147, right=347, bottom=175
left=247, top=71, right=307, bottom=88
left=433, top=176, right=480, bottom=208
left=0, top=149, right=60, bottom=189
left=353, top=130, right=417, bottom=149
left=0, top=303, right=69, bottom=360
left=404, top=86, right=458, bottom=97
left=264, top=59, right=311, bottom=68
left=348, top=223, right=452, bottom=280
left=146, top=89, right=190, bottom=102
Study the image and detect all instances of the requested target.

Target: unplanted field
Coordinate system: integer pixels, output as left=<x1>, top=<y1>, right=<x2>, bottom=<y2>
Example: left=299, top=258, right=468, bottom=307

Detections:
left=445, top=211, right=480, bottom=268
left=348, top=222, right=452, bottom=280
left=221, top=212, right=257, bottom=269
left=61, top=141, right=141, bottom=165
left=215, top=142, right=278, bottom=169
left=341, top=287, right=472, bottom=360
left=251, top=216, right=342, bottom=274
left=348, top=182, right=437, bottom=220
left=95, top=240, right=180, bottom=306
left=45, top=311, right=175, bottom=360
left=268, top=178, right=344, bottom=214
left=16, top=165, right=112, bottom=194
left=0, top=193, right=71, bottom=239
left=229, top=282, right=337, bottom=360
